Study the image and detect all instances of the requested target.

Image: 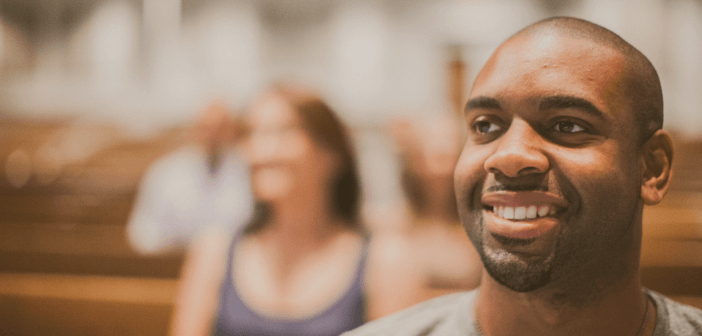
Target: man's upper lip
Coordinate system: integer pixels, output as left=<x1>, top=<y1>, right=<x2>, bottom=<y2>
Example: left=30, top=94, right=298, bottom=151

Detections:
left=481, top=191, right=568, bottom=208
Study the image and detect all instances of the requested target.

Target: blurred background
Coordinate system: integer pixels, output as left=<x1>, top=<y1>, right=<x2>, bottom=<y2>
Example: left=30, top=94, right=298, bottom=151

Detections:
left=1, top=0, right=701, bottom=335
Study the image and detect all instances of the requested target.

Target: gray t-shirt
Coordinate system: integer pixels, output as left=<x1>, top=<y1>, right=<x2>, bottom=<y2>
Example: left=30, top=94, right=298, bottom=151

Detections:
left=344, top=289, right=702, bottom=335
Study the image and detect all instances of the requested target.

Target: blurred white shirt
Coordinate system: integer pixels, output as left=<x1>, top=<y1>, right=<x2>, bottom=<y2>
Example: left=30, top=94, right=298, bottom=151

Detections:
left=127, top=145, right=254, bottom=255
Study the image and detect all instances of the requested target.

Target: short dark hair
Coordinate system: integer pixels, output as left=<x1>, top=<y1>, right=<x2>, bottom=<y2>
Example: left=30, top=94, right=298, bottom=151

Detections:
left=516, top=16, right=663, bottom=143
left=244, top=85, right=361, bottom=234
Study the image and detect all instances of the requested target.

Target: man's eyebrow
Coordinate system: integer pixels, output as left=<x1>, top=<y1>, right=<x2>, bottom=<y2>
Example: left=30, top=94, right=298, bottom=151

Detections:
left=539, top=96, right=606, bottom=120
left=465, top=96, right=501, bottom=113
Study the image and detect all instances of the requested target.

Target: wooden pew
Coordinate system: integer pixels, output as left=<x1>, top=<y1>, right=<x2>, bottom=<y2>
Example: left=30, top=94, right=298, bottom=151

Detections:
left=0, top=117, right=188, bottom=336
left=640, top=136, right=702, bottom=309
left=0, top=273, right=177, bottom=336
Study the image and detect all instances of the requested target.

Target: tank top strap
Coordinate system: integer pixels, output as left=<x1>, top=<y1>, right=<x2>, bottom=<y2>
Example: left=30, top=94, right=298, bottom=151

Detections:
left=213, top=230, right=369, bottom=336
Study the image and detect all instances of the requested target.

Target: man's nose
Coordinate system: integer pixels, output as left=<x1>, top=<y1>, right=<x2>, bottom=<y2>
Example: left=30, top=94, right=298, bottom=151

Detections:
left=484, top=120, right=549, bottom=178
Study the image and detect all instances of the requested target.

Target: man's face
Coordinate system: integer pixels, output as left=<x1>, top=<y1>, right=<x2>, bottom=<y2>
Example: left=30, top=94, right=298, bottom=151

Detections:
left=454, top=32, right=644, bottom=292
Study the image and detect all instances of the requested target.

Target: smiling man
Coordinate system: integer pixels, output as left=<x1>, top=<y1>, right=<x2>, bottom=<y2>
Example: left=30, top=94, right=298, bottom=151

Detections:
left=345, top=17, right=702, bottom=336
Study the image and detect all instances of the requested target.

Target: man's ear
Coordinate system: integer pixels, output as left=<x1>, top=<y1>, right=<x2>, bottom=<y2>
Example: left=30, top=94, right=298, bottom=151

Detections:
left=640, top=130, right=674, bottom=205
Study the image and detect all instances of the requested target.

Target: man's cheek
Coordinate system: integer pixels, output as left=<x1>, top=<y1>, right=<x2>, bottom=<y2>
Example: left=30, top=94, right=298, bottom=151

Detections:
left=453, top=174, right=471, bottom=213
left=453, top=163, right=469, bottom=200
left=454, top=167, right=481, bottom=209
left=576, top=160, right=637, bottom=211
left=454, top=153, right=486, bottom=187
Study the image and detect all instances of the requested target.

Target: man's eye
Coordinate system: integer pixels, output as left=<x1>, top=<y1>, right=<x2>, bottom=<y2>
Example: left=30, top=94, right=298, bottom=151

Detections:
left=552, top=121, right=585, bottom=133
left=474, top=121, right=501, bottom=134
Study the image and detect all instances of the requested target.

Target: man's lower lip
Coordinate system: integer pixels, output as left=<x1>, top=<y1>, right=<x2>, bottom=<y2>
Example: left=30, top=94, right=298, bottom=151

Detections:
left=484, top=210, right=559, bottom=240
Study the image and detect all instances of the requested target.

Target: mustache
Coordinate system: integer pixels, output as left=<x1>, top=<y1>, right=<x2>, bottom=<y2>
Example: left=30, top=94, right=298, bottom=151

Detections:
left=485, top=184, right=549, bottom=193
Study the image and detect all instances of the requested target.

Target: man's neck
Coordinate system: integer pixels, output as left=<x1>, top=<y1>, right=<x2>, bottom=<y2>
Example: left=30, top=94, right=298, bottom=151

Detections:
left=474, top=269, right=650, bottom=336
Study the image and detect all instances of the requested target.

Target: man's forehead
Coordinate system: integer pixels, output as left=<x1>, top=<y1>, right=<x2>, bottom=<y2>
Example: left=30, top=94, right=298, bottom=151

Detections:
left=469, top=32, right=628, bottom=112
left=498, top=32, right=582, bottom=61
left=486, top=32, right=624, bottom=79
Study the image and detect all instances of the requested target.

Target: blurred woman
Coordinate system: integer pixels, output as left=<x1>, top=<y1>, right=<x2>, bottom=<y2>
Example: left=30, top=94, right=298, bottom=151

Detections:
left=365, top=115, right=482, bottom=318
left=170, top=86, right=366, bottom=336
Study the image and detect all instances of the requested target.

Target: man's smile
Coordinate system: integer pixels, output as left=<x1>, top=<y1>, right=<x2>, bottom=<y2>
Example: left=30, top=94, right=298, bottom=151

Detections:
left=481, top=191, right=568, bottom=240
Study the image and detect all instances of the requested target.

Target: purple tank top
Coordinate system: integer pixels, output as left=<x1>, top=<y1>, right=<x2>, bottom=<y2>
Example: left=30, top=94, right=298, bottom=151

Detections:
left=213, top=234, right=367, bottom=336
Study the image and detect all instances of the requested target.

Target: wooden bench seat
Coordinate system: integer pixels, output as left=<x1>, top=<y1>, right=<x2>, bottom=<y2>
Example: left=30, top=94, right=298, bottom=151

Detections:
left=0, top=223, right=183, bottom=278
left=0, top=273, right=177, bottom=336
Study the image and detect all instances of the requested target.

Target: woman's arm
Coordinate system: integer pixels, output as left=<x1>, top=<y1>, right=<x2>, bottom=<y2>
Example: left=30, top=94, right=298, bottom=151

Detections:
left=169, top=226, right=231, bottom=336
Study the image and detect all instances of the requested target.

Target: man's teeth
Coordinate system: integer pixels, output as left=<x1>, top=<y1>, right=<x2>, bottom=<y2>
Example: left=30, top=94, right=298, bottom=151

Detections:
left=538, top=206, right=549, bottom=217
left=492, top=205, right=557, bottom=220
left=503, top=207, right=514, bottom=219
left=526, top=206, right=537, bottom=219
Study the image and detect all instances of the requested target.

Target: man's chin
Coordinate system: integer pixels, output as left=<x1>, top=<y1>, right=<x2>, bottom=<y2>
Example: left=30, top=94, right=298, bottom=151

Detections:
left=481, top=246, right=554, bottom=292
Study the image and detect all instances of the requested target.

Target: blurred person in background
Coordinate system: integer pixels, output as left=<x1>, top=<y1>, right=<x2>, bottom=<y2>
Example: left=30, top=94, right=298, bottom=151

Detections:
left=364, top=116, right=482, bottom=319
left=126, top=103, right=255, bottom=255
left=170, top=85, right=368, bottom=336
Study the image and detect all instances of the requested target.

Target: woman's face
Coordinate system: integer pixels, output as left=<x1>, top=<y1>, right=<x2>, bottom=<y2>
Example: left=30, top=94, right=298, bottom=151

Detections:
left=245, top=94, right=339, bottom=202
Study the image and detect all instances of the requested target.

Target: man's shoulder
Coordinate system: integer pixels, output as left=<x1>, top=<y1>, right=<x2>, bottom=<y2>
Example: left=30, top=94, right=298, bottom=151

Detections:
left=345, top=291, right=478, bottom=336
left=647, top=290, right=702, bottom=335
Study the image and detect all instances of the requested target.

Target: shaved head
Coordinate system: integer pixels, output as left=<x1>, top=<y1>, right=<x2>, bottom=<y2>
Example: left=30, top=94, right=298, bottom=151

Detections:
left=511, top=17, right=663, bottom=143
left=459, top=16, right=671, bottom=295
